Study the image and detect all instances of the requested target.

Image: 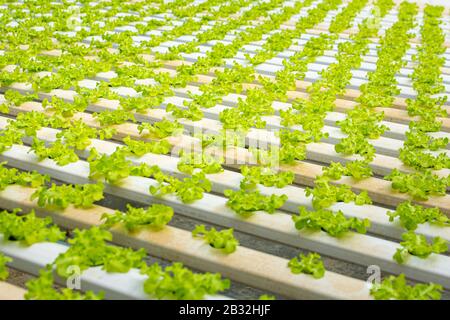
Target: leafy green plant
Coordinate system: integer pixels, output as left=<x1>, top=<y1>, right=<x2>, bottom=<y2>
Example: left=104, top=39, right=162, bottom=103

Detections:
left=337, top=107, right=389, bottom=139
left=399, top=147, right=449, bottom=171
left=403, top=131, right=448, bottom=151
left=42, top=96, right=87, bottom=118
left=387, top=202, right=450, bottom=231
left=240, top=165, right=294, bottom=190
left=224, top=189, right=287, bottom=217
left=370, top=274, right=442, bottom=300
left=30, top=138, right=79, bottom=166
left=292, top=207, right=371, bottom=237
left=177, top=151, right=223, bottom=174
left=150, top=171, right=212, bottom=203
left=89, top=146, right=161, bottom=183
left=259, top=294, right=276, bottom=300
left=54, top=227, right=146, bottom=277
left=0, top=209, right=65, bottom=245
left=122, top=136, right=171, bottom=156
left=335, top=134, right=376, bottom=162
left=167, top=103, right=203, bottom=121
left=56, top=120, right=97, bottom=150
left=141, top=262, right=230, bottom=300
left=393, top=231, right=448, bottom=264
left=305, top=177, right=372, bottom=210
left=93, top=109, right=136, bottom=126
left=192, top=225, right=239, bottom=254
left=137, top=119, right=183, bottom=139
left=277, top=129, right=310, bottom=164
left=25, top=266, right=104, bottom=300
left=10, top=111, right=48, bottom=137
left=31, top=182, right=104, bottom=210
left=0, top=126, right=24, bottom=154
left=88, top=148, right=137, bottom=184
left=288, top=253, right=325, bottom=279
left=0, top=253, right=12, bottom=281
left=102, top=204, right=174, bottom=231
left=1, top=90, right=38, bottom=111
left=0, top=162, right=49, bottom=190
left=322, top=161, right=373, bottom=180
left=385, top=169, right=449, bottom=200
